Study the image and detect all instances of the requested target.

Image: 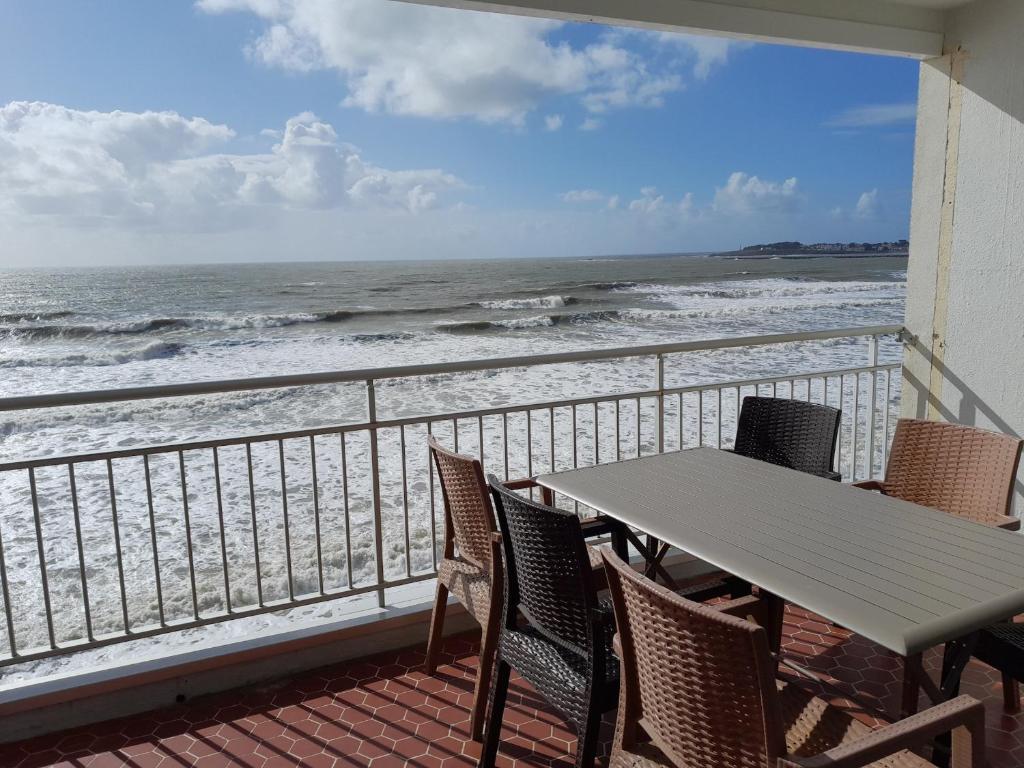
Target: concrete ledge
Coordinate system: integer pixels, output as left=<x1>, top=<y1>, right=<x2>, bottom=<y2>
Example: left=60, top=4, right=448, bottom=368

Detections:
left=0, top=553, right=713, bottom=743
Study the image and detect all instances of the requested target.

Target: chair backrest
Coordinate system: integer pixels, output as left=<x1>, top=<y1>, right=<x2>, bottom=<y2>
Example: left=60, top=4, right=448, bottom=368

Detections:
left=428, top=436, right=496, bottom=568
left=883, top=419, right=1023, bottom=522
left=733, top=395, right=841, bottom=476
left=488, top=476, right=599, bottom=655
left=601, top=548, right=784, bottom=767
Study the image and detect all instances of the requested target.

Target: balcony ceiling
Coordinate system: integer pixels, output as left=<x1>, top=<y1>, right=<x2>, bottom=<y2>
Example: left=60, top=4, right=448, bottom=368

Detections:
left=402, top=0, right=971, bottom=58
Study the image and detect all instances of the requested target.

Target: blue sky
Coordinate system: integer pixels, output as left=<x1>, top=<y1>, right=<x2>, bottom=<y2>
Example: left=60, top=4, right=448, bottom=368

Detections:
left=0, top=0, right=920, bottom=265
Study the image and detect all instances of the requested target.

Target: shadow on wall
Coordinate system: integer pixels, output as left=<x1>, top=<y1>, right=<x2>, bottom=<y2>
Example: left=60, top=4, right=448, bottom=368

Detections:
left=902, top=330, right=1024, bottom=502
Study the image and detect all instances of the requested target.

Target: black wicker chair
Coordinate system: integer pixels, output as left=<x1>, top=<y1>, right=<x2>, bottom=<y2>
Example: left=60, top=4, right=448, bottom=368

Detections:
left=481, top=476, right=618, bottom=768
left=972, top=622, right=1024, bottom=713
left=732, top=395, right=842, bottom=481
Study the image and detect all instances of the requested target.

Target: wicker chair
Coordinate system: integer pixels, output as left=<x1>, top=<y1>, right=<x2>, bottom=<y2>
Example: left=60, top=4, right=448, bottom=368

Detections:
left=480, top=477, right=620, bottom=768
left=599, top=547, right=988, bottom=768
left=853, top=418, right=1023, bottom=530
left=424, top=437, right=627, bottom=741
left=972, top=621, right=1024, bottom=713
left=732, top=395, right=842, bottom=481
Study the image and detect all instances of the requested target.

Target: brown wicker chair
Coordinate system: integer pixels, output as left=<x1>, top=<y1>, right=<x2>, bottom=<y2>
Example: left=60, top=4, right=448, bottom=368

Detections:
left=424, top=437, right=627, bottom=741
left=854, top=418, right=1022, bottom=530
left=600, top=546, right=988, bottom=768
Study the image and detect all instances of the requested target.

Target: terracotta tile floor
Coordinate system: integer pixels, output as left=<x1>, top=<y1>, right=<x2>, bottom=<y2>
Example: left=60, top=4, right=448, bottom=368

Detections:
left=3, top=606, right=1023, bottom=767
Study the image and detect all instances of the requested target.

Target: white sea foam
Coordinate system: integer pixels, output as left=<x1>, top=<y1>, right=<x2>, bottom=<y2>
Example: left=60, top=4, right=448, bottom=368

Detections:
left=477, top=295, right=572, bottom=309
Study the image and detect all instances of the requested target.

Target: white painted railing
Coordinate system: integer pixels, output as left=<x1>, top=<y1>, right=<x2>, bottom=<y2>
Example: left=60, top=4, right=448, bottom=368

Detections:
left=0, top=325, right=902, bottom=667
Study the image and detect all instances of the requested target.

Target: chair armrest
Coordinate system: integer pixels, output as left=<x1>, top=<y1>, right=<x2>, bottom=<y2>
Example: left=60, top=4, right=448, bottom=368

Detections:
left=778, top=695, right=986, bottom=768
left=503, top=477, right=539, bottom=491
left=580, top=515, right=627, bottom=538
left=851, top=479, right=885, bottom=491
left=816, top=470, right=842, bottom=482
left=714, top=595, right=766, bottom=622
left=995, top=515, right=1021, bottom=531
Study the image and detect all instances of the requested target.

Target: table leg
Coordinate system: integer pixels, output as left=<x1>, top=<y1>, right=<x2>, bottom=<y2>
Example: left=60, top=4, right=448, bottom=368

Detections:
left=931, top=632, right=979, bottom=768
left=900, top=653, right=923, bottom=718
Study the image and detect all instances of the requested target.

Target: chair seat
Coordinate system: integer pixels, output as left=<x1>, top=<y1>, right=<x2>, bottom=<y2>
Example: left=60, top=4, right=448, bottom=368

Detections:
left=609, top=679, right=934, bottom=768
left=438, top=558, right=493, bottom=625
left=498, top=600, right=619, bottom=728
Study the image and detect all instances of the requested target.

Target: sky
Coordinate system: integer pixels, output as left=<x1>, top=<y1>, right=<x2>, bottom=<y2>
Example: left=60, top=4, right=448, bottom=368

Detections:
left=0, top=0, right=921, bottom=266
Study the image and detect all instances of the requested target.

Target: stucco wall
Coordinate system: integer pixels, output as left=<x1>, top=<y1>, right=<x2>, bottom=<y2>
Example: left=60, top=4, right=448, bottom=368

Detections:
left=903, top=0, right=1024, bottom=507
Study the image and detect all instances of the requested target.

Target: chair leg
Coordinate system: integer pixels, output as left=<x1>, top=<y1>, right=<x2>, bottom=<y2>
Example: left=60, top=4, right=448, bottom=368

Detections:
left=470, top=615, right=500, bottom=741
left=574, top=692, right=604, bottom=768
left=480, top=659, right=511, bottom=768
left=424, top=581, right=449, bottom=674
left=1002, top=670, right=1021, bottom=713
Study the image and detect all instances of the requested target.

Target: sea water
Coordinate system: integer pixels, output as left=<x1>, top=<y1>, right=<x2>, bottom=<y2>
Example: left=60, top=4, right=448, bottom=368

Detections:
left=0, top=253, right=907, bottom=681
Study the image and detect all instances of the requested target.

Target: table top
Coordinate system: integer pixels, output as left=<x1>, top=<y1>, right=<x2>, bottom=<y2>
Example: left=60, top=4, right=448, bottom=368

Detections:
left=536, top=448, right=1024, bottom=656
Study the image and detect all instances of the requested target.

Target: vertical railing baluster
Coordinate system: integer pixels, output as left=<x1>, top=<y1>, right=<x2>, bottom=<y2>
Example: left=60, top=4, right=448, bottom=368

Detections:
left=478, top=416, right=485, bottom=464
left=716, top=389, right=723, bottom=448
left=698, top=390, right=704, bottom=447
left=865, top=335, right=879, bottom=479
left=850, top=374, right=860, bottom=481
left=0, top=514, right=16, bottom=656
left=367, top=380, right=386, bottom=608
left=615, top=400, right=621, bottom=461
left=143, top=456, right=166, bottom=626
left=452, top=417, right=459, bottom=453
left=212, top=448, right=232, bottom=612
left=106, top=459, right=129, bottom=631
left=635, top=397, right=642, bottom=457
left=678, top=392, right=684, bottom=450
left=427, top=422, right=437, bottom=572
left=571, top=405, right=579, bottom=513
left=401, top=426, right=411, bottom=579
left=340, top=433, right=354, bottom=589
left=277, top=441, right=294, bottom=601
left=526, top=410, right=533, bottom=479
left=502, top=413, right=510, bottom=480
left=835, top=378, right=843, bottom=479
left=28, top=468, right=56, bottom=648
left=68, top=464, right=94, bottom=641
left=178, top=451, right=200, bottom=620
left=245, top=444, right=264, bottom=607
left=882, top=368, right=893, bottom=472
left=309, top=437, right=324, bottom=595
left=548, top=408, right=555, bottom=473
left=656, top=354, right=665, bottom=454
left=593, top=403, right=600, bottom=465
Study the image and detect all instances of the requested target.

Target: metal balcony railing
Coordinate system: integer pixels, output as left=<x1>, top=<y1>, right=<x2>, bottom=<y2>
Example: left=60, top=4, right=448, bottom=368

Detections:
left=0, top=324, right=902, bottom=668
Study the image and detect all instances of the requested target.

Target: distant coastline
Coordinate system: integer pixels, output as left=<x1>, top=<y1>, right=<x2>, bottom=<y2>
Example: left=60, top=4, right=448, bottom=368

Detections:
left=712, top=240, right=909, bottom=260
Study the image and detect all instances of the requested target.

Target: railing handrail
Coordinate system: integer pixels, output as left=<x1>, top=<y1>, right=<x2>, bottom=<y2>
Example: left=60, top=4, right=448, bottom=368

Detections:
left=0, top=324, right=902, bottom=413
left=0, top=360, right=902, bottom=473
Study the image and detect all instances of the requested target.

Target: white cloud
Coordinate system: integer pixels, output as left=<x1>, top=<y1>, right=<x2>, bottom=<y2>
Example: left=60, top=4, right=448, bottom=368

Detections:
left=0, top=102, right=463, bottom=230
left=196, top=0, right=730, bottom=125
left=606, top=195, right=620, bottom=210
left=826, top=102, right=916, bottom=128
left=629, top=186, right=665, bottom=214
left=855, top=188, right=879, bottom=219
left=544, top=114, right=563, bottom=131
left=580, top=117, right=602, bottom=131
left=561, top=189, right=604, bottom=203
left=650, top=32, right=740, bottom=80
left=712, top=171, right=800, bottom=214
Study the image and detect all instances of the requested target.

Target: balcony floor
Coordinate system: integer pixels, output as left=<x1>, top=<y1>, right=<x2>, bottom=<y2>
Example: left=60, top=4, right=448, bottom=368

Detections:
left=2, top=605, right=1023, bottom=768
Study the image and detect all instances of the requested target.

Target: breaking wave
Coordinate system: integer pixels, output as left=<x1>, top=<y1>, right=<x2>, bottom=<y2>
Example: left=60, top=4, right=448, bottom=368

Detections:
left=475, top=295, right=576, bottom=310
left=0, top=341, right=185, bottom=368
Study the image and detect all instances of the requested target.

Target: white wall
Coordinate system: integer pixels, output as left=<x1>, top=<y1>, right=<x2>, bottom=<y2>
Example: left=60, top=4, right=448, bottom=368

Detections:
left=903, top=0, right=1024, bottom=505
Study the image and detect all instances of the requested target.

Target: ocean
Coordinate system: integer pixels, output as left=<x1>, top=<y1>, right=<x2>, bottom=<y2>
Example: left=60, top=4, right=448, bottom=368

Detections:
left=0, top=253, right=907, bottom=680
